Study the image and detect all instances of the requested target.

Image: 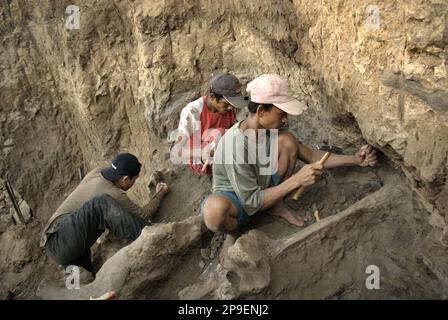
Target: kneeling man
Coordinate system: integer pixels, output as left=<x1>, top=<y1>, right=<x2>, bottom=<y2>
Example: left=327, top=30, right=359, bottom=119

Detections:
left=40, top=153, right=169, bottom=273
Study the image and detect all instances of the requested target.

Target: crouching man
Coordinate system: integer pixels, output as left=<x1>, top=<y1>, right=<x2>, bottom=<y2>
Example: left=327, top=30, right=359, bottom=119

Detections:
left=202, top=74, right=378, bottom=262
left=40, top=153, right=169, bottom=274
left=174, top=72, right=246, bottom=175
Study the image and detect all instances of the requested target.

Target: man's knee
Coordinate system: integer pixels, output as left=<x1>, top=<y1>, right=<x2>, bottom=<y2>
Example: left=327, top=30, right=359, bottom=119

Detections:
left=278, top=131, right=299, bottom=157
left=45, top=232, right=81, bottom=266
left=203, top=196, right=232, bottom=232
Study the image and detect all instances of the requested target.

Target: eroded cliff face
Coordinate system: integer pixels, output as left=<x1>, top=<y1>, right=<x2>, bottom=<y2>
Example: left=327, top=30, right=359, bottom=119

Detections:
left=0, top=0, right=447, bottom=299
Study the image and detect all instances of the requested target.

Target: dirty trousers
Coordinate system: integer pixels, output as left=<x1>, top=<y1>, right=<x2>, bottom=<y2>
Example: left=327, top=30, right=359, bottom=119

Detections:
left=45, top=194, right=149, bottom=273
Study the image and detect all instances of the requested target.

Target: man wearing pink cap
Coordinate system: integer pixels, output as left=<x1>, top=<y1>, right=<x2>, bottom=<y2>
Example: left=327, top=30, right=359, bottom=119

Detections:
left=201, top=74, right=378, bottom=262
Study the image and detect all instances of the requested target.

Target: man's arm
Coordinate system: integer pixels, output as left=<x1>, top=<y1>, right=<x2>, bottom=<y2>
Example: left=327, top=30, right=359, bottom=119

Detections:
left=297, top=143, right=377, bottom=168
left=117, top=183, right=169, bottom=221
left=225, top=161, right=323, bottom=214
left=261, top=178, right=298, bottom=210
left=176, top=105, right=202, bottom=162
left=141, top=195, right=161, bottom=221
left=141, top=182, right=169, bottom=220
left=262, top=162, right=323, bottom=210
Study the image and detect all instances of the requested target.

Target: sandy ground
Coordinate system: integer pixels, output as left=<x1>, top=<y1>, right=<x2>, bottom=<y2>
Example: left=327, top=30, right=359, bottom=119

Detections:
left=5, top=150, right=442, bottom=300
left=83, top=154, right=401, bottom=299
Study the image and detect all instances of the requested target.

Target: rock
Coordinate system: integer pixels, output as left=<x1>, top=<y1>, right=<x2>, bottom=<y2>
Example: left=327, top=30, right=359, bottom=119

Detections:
left=200, top=248, right=211, bottom=260
left=440, top=228, right=448, bottom=248
left=209, top=233, right=225, bottom=260
left=428, top=211, right=446, bottom=229
left=3, top=147, right=14, bottom=156
left=3, top=139, right=14, bottom=147
left=18, top=200, right=32, bottom=222
left=417, top=232, right=448, bottom=295
left=180, top=230, right=272, bottom=300
left=79, top=267, right=95, bottom=286
left=84, top=216, right=201, bottom=299
left=147, top=170, right=165, bottom=189
left=198, top=261, right=218, bottom=281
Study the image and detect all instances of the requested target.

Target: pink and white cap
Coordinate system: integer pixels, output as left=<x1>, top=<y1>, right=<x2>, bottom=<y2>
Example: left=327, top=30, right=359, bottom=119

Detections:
left=246, top=74, right=308, bottom=115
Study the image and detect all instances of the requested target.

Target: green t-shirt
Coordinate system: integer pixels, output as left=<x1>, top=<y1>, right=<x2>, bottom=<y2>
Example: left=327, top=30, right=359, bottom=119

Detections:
left=212, top=121, right=279, bottom=215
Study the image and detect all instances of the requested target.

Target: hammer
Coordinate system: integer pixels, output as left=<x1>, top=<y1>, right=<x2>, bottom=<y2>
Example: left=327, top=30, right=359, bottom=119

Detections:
left=291, top=145, right=342, bottom=200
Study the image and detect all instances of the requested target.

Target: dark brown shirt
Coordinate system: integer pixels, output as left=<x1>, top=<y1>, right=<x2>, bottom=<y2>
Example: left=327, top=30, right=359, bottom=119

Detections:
left=40, top=167, right=160, bottom=247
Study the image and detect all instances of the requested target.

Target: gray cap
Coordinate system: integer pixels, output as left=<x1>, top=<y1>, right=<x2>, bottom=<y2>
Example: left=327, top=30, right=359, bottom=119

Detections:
left=209, top=72, right=247, bottom=109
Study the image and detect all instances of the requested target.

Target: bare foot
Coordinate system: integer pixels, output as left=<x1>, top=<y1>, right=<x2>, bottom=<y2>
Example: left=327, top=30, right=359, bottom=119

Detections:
left=219, top=233, right=237, bottom=264
left=269, top=201, right=304, bottom=227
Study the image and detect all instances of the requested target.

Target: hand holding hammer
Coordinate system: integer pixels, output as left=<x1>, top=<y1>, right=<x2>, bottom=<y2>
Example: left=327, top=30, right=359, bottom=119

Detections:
left=291, top=145, right=343, bottom=200
left=291, top=152, right=330, bottom=200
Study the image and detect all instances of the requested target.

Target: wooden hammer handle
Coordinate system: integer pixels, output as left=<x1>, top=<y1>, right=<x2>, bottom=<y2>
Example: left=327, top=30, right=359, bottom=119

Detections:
left=292, top=152, right=331, bottom=200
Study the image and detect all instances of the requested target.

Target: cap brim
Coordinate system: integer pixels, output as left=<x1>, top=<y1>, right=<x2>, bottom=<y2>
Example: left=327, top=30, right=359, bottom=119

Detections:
left=274, top=99, right=308, bottom=116
left=223, top=95, right=247, bottom=109
left=101, top=167, right=123, bottom=182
